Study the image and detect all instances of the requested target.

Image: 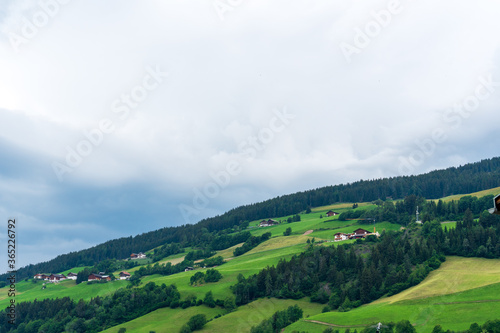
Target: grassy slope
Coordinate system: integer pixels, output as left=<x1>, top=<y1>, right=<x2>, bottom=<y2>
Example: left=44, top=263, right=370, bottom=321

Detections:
left=285, top=257, right=500, bottom=333
left=439, top=186, right=500, bottom=202
left=8, top=187, right=500, bottom=332
left=101, top=305, right=225, bottom=333
left=0, top=279, right=128, bottom=306
left=101, top=298, right=324, bottom=333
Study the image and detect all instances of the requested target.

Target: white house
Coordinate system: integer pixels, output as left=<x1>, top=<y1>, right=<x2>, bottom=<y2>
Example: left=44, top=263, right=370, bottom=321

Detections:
left=334, top=233, right=348, bottom=242
left=67, top=272, right=78, bottom=280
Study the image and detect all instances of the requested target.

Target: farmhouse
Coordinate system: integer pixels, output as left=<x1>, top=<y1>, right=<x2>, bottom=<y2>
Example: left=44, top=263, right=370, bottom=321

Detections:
left=184, top=267, right=194, bottom=272
left=259, top=219, right=279, bottom=227
left=48, top=274, right=66, bottom=282
left=334, top=232, right=348, bottom=242
left=326, top=210, right=339, bottom=217
left=130, top=252, right=147, bottom=259
left=351, top=228, right=370, bottom=239
left=88, top=274, right=111, bottom=281
left=66, top=272, right=78, bottom=280
left=119, top=271, right=131, bottom=280
left=334, top=232, right=347, bottom=241
left=34, top=274, right=49, bottom=280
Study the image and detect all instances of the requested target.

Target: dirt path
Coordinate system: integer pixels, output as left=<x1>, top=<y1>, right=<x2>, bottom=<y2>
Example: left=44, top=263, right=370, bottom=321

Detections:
left=303, top=229, right=314, bottom=236
left=303, top=320, right=366, bottom=328
left=434, top=299, right=500, bottom=305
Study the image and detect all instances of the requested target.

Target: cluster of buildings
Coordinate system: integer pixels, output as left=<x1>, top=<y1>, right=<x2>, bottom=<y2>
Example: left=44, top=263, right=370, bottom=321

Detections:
left=130, top=252, right=146, bottom=259
left=33, top=271, right=131, bottom=282
left=259, top=219, right=279, bottom=227
left=334, top=228, right=379, bottom=242
left=34, top=273, right=78, bottom=282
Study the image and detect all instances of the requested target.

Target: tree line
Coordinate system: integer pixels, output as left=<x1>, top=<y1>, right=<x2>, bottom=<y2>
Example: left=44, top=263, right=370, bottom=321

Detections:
left=0, top=282, right=180, bottom=333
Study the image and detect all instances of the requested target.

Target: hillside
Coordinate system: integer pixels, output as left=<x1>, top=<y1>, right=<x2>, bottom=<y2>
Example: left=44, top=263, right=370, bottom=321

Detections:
left=1, top=162, right=499, bottom=333
left=285, top=257, right=500, bottom=333
left=3, top=156, right=500, bottom=282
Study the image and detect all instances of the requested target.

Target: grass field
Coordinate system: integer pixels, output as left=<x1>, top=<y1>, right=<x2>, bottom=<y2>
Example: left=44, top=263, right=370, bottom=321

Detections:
left=101, top=304, right=225, bottom=333
left=285, top=257, right=500, bottom=333
left=311, top=222, right=402, bottom=241
left=140, top=241, right=313, bottom=302
left=101, top=297, right=324, bottom=333
left=441, top=221, right=457, bottom=230
left=0, top=278, right=128, bottom=308
left=439, top=186, right=500, bottom=202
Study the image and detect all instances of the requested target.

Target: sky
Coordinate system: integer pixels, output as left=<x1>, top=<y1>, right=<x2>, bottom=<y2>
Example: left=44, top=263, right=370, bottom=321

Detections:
left=0, top=0, right=500, bottom=272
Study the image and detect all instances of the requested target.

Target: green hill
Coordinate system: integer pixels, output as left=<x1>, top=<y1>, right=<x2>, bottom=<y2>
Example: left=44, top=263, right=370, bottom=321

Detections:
left=1, top=161, right=500, bottom=332
left=285, top=257, right=500, bottom=333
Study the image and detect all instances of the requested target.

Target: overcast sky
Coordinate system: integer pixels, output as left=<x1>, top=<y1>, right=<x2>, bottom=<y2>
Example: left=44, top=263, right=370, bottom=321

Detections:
left=1, top=0, right=500, bottom=271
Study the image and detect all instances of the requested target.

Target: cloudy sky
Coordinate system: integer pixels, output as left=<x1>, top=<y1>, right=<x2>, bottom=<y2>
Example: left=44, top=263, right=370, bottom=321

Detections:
left=1, top=0, right=500, bottom=271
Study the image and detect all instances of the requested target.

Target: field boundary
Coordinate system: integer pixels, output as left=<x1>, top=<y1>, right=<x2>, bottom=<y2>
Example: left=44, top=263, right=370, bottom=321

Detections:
left=303, top=319, right=366, bottom=328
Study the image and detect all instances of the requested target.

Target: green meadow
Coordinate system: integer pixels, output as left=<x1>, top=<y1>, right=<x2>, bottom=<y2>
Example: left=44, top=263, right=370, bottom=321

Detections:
left=285, top=257, right=500, bottom=333
left=0, top=278, right=128, bottom=308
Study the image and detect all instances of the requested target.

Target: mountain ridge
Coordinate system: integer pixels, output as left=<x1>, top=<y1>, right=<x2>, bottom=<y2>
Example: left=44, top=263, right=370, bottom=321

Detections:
left=3, top=156, right=500, bottom=280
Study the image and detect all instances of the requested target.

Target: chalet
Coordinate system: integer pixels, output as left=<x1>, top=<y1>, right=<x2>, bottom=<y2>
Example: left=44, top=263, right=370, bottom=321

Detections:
left=130, top=252, right=147, bottom=259
left=66, top=272, right=78, bottom=280
left=184, top=267, right=194, bottom=272
left=351, top=228, right=370, bottom=239
left=326, top=210, right=339, bottom=217
left=88, top=274, right=111, bottom=281
left=34, top=274, right=49, bottom=280
left=334, top=232, right=348, bottom=242
left=259, top=219, right=279, bottom=227
left=119, top=271, right=131, bottom=280
left=48, top=274, right=66, bottom=282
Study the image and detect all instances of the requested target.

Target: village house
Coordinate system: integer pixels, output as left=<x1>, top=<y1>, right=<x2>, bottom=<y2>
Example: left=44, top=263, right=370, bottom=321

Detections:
left=88, top=273, right=111, bottom=281
left=130, top=252, right=147, bottom=259
left=48, top=274, right=66, bottom=282
left=119, top=271, right=131, bottom=280
left=66, top=272, right=78, bottom=280
left=334, top=227, right=379, bottom=242
left=351, top=228, right=370, bottom=239
left=184, top=266, right=194, bottom=272
left=334, top=232, right=348, bottom=242
left=34, top=274, right=49, bottom=280
left=259, top=219, right=279, bottom=227
left=326, top=210, right=339, bottom=217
